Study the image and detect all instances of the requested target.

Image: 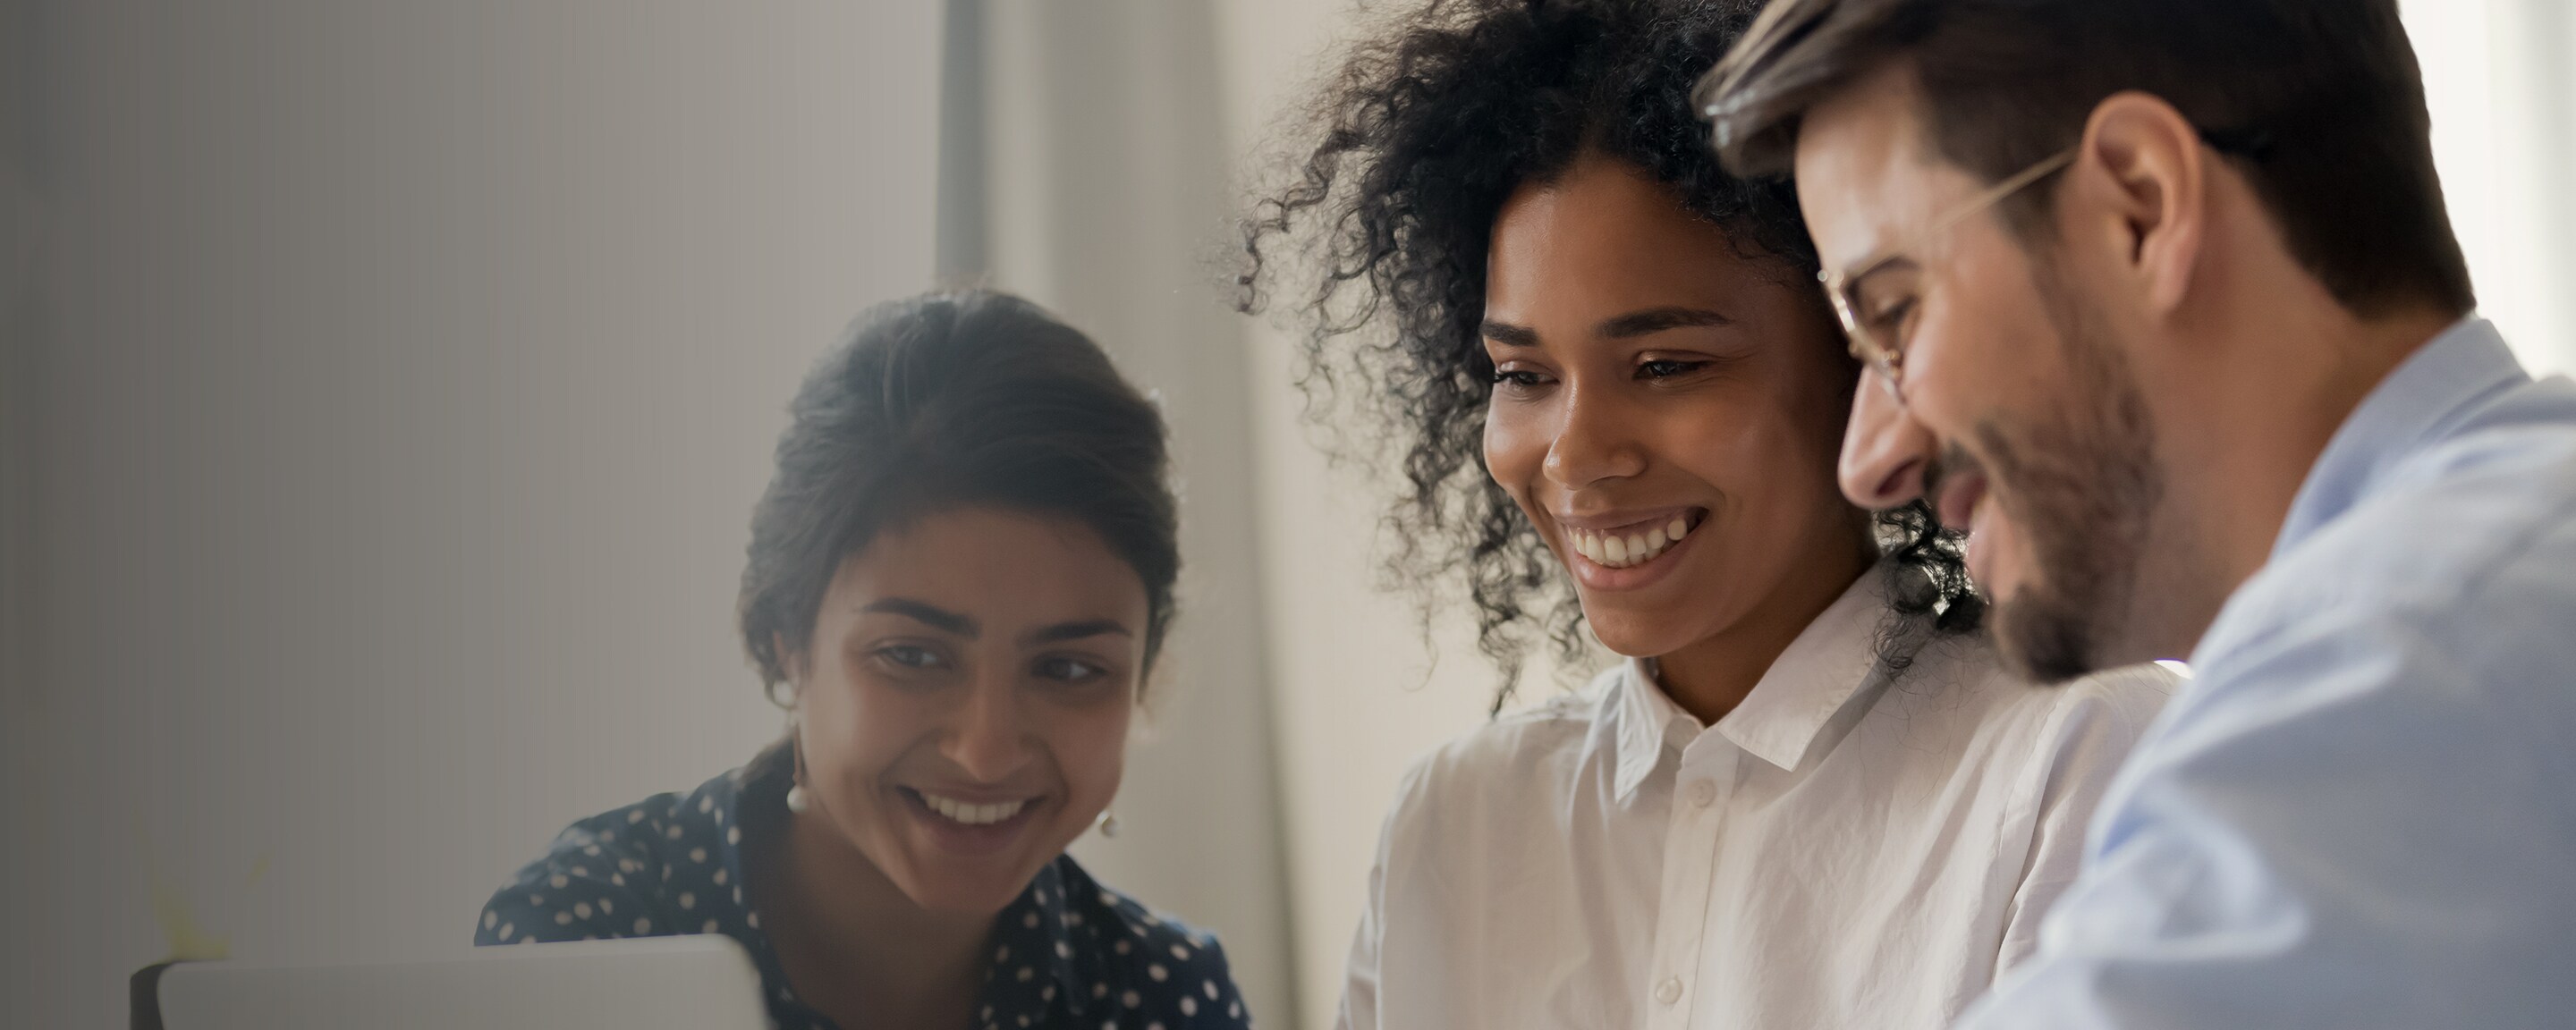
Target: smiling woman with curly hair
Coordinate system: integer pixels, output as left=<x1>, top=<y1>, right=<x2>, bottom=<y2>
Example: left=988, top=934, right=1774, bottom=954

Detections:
left=1241, top=1, right=2174, bottom=1026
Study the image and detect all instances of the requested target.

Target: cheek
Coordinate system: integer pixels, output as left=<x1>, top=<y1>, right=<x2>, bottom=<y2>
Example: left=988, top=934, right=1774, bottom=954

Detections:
left=1045, top=696, right=1133, bottom=803
left=1482, top=401, right=1547, bottom=494
left=1672, top=386, right=1844, bottom=511
left=800, top=667, right=914, bottom=789
left=1914, top=264, right=2063, bottom=428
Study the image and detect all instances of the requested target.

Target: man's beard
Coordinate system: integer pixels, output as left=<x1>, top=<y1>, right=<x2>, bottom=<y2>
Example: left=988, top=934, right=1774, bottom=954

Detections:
left=1944, top=270, right=2163, bottom=683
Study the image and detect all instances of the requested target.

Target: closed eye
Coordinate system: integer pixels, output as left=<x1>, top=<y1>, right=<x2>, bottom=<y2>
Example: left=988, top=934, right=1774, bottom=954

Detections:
left=1863, top=296, right=1917, bottom=338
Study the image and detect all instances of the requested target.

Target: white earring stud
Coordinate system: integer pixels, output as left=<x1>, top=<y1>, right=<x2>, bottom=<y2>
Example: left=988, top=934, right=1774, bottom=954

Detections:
left=784, top=783, right=809, bottom=814
left=1094, top=809, right=1119, bottom=838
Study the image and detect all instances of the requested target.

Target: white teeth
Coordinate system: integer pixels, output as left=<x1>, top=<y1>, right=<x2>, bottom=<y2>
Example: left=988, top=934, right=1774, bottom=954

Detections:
left=1569, top=516, right=1698, bottom=570
left=920, top=792, right=1028, bottom=826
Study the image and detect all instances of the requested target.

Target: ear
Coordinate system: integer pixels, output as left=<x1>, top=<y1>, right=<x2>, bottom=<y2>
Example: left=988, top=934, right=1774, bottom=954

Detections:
left=2073, top=91, right=2207, bottom=316
left=774, top=630, right=808, bottom=700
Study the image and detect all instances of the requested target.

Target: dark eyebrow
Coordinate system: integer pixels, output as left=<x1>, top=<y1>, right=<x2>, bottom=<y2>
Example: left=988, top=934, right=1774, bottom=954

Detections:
left=1479, top=320, right=1540, bottom=348
left=1597, top=307, right=1733, bottom=339
left=860, top=598, right=979, bottom=637
left=1021, top=620, right=1134, bottom=646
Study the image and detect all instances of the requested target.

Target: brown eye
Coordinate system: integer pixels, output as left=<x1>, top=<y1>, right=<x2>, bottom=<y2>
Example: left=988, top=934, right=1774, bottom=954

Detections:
left=1033, top=655, right=1109, bottom=684
left=874, top=645, right=945, bottom=671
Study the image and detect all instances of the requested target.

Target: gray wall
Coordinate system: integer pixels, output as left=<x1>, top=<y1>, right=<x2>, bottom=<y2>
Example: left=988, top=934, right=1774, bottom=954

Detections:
left=0, top=4, right=940, bottom=1026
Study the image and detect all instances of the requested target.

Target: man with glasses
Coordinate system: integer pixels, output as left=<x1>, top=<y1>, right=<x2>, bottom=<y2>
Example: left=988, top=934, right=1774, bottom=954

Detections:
left=1697, top=0, right=2576, bottom=1026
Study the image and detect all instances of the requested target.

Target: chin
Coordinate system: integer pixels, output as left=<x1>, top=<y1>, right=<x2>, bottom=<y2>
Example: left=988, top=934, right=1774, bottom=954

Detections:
left=1580, top=606, right=1699, bottom=662
left=889, top=859, right=1046, bottom=916
left=1985, top=571, right=2111, bottom=685
left=874, top=818, right=1064, bottom=916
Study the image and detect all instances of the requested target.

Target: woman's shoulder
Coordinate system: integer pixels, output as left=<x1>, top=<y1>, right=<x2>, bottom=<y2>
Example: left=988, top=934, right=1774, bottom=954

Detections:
left=1894, top=633, right=2179, bottom=766
left=474, top=767, right=750, bottom=945
left=1905, top=631, right=2174, bottom=712
left=1383, top=663, right=1631, bottom=814
left=1046, top=857, right=1252, bottom=1027
left=2033, top=661, right=2180, bottom=752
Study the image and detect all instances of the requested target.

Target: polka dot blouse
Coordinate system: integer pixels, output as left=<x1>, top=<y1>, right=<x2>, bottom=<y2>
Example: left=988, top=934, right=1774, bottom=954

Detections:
left=475, top=747, right=1253, bottom=1030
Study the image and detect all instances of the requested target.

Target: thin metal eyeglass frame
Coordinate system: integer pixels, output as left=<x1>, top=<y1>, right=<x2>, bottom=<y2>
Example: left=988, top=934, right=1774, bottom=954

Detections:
left=1821, top=147, right=2078, bottom=401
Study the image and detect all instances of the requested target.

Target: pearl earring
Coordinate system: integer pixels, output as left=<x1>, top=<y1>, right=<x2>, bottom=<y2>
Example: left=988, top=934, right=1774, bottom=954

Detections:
left=1094, top=809, right=1119, bottom=838
left=785, top=713, right=811, bottom=815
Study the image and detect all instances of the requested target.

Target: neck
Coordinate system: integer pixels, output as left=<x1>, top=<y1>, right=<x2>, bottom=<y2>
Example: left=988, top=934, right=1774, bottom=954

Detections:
left=1654, top=529, right=1875, bottom=725
left=2148, top=218, right=2460, bottom=656
left=750, top=800, right=991, bottom=1030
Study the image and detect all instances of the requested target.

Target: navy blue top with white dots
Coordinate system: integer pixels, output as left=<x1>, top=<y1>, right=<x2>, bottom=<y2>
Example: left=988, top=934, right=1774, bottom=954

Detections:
left=474, top=748, right=1254, bottom=1030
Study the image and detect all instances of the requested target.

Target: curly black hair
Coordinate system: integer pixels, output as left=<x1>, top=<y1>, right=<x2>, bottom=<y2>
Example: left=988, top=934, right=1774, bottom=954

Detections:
left=1239, top=0, right=1979, bottom=709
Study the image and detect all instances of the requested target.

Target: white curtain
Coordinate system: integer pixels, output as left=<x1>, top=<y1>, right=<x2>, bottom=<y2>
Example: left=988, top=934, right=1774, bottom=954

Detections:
left=2407, top=0, right=2576, bottom=375
left=950, top=1, right=1301, bottom=1024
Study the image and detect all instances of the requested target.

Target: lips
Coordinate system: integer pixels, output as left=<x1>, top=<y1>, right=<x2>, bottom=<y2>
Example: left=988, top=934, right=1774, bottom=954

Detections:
left=896, top=786, right=1041, bottom=853
left=1555, top=508, right=1709, bottom=592
left=1934, top=469, right=1987, bottom=537
left=1563, top=511, right=1701, bottom=569
left=917, top=791, right=1028, bottom=825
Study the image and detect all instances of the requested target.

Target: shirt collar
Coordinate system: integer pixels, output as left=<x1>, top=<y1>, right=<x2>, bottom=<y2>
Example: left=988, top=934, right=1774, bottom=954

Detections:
left=1612, top=655, right=1689, bottom=801
left=1610, top=564, right=1895, bottom=799
left=2275, top=317, right=2528, bottom=559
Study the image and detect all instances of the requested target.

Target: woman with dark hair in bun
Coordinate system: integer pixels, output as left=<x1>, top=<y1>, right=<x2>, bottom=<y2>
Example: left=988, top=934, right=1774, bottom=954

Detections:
left=1242, top=2, right=2171, bottom=1027
left=476, top=291, right=1252, bottom=1030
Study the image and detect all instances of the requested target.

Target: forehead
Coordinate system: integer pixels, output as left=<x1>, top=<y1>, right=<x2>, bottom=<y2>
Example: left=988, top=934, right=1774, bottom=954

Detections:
left=1790, top=62, right=1976, bottom=266
left=830, top=509, right=1148, bottom=626
left=1485, top=156, right=1771, bottom=317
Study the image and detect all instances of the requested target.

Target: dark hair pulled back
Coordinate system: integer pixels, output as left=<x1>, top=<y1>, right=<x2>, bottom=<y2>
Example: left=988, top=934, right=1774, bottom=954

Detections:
left=738, top=290, right=1180, bottom=694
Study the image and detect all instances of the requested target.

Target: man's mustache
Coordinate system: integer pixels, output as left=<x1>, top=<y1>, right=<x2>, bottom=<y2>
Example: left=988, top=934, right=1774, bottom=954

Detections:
left=1915, top=442, right=1990, bottom=528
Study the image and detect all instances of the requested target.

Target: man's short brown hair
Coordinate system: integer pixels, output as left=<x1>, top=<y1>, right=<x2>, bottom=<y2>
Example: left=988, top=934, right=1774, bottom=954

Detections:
left=1695, top=0, right=2475, bottom=318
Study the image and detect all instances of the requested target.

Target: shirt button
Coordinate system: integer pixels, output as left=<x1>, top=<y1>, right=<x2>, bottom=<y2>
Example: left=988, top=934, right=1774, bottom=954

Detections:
left=1688, top=778, right=1717, bottom=807
left=1656, top=977, right=1683, bottom=1005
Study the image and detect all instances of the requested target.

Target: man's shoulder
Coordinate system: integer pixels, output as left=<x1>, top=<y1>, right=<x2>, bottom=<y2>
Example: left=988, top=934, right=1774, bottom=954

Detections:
left=2190, top=409, right=2576, bottom=751
left=2228, top=418, right=2576, bottom=649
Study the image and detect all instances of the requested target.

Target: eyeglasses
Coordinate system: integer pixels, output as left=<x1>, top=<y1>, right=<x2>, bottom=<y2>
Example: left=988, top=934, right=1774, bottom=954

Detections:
left=1821, top=148, right=2076, bottom=402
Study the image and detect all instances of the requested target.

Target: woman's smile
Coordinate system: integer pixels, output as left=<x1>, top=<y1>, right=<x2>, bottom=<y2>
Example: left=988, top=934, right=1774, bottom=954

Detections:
left=1557, top=507, right=1709, bottom=591
left=894, top=786, right=1046, bottom=857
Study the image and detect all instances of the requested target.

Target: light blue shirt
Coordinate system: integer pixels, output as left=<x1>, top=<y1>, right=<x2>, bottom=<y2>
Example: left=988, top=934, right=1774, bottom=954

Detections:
left=1960, top=318, right=2576, bottom=1029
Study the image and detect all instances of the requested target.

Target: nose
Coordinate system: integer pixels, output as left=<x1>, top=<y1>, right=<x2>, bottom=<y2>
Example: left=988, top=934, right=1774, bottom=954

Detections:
left=942, top=674, right=1034, bottom=782
left=1838, top=368, right=1935, bottom=509
left=1540, top=381, right=1648, bottom=490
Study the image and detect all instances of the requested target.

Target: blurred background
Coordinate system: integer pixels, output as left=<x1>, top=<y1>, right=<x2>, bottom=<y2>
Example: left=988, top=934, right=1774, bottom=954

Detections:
left=1, top=2, right=2568, bottom=1027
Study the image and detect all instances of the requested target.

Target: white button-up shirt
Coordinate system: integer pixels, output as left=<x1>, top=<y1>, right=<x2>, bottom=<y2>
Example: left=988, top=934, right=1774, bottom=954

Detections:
left=1338, top=568, right=2174, bottom=1030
